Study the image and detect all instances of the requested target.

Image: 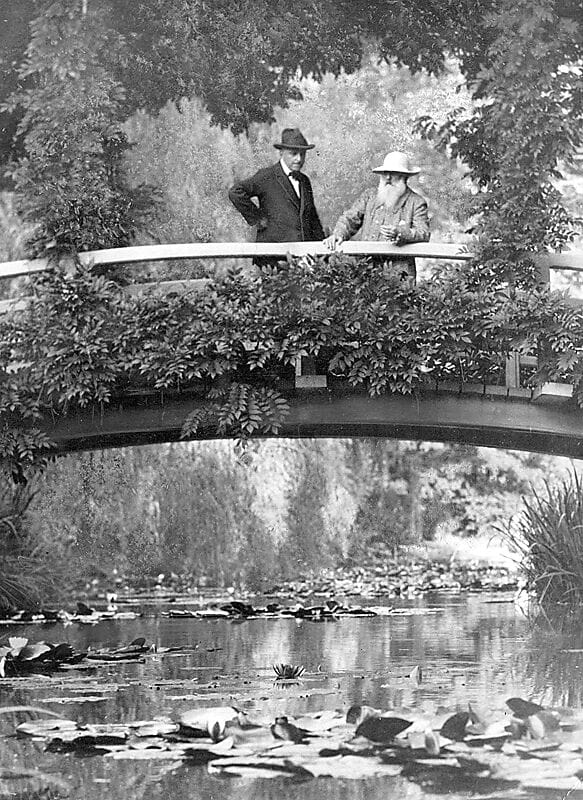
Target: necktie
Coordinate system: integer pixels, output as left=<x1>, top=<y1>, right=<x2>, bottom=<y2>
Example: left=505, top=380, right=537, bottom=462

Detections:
left=289, top=170, right=302, bottom=182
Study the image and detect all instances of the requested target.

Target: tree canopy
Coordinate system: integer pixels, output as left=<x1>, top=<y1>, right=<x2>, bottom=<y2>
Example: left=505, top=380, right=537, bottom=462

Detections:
left=2, top=0, right=581, bottom=259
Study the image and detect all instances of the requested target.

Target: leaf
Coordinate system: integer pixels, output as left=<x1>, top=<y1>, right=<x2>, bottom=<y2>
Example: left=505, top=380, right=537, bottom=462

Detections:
left=346, top=705, right=381, bottom=726
left=8, top=636, right=28, bottom=656
left=302, top=755, right=403, bottom=779
left=178, top=706, right=239, bottom=737
left=424, top=728, right=441, bottom=756
left=18, top=643, right=52, bottom=661
left=355, top=716, right=412, bottom=743
left=506, top=697, right=545, bottom=719
left=526, top=714, right=547, bottom=740
left=17, top=718, right=78, bottom=737
left=292, top=710, right=345, bottom=733
left=409, top=665, right=423, bottom=685
left=440, top=711, right=470, bottom=741
left=207, top=756, right=313, bottom=780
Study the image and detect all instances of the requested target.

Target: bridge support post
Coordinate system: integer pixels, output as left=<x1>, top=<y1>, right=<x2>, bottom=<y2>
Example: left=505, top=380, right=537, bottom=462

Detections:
left=294, top=356, right=327, bottom=390
left=505, top=351, right=520, bottom=389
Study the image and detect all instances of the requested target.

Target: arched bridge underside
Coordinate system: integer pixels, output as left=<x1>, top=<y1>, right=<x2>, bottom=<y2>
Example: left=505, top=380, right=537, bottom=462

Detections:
left=43, top=384, right=583, bottom=459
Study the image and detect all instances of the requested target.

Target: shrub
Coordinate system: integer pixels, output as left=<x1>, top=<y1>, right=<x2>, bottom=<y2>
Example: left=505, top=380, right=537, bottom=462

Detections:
left=503, top=471, right=583, bottom=610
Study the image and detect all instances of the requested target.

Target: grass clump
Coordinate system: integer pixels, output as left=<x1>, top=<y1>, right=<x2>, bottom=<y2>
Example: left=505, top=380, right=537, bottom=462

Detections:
left=504, top=471, right=583, bottom=609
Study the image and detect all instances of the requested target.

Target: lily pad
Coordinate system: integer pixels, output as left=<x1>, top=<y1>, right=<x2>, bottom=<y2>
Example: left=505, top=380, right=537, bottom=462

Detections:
left=506, top=697, right=545, bottom=719
left=207, top=756, right=314, bottom=780
left=346, top=704, right=381, bottom=726
left=355, top=716, right=413, bottom=743
left=16, top=718, right=78, bottom=737
left=440, top=712, right=470, bottom=742
left=178, top=706, right=239, bottom=737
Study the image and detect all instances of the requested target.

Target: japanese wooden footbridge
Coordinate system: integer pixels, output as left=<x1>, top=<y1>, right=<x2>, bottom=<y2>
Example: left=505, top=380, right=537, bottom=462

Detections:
left=1, top=240, right=583, bottom=458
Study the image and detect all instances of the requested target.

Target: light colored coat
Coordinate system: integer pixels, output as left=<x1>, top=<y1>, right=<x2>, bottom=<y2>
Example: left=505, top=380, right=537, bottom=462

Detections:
left=333, top=186, right=430, bottom=243
left=333, top=185, right=430, bottom=280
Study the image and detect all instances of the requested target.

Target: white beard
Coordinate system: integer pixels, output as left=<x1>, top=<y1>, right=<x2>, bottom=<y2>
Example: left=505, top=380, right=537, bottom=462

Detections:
left=376, top=182, right=406, bottom=209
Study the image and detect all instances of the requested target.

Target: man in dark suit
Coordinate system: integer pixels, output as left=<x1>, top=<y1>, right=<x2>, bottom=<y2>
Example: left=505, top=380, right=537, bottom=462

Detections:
left=228, top=128, right=325, bottom=260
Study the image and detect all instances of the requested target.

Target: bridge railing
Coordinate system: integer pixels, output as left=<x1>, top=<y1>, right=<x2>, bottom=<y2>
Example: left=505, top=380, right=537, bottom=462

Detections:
left=2, top=239, right=583, bottom=279
left=0, top=241, right=582, bottom=392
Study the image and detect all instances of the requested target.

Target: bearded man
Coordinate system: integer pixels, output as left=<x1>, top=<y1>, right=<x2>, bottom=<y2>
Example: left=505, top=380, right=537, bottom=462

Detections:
left=323, top=151, right=430, bottom=281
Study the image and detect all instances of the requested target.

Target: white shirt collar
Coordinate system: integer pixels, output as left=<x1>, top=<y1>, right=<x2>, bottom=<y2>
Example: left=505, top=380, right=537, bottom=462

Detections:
left=280, top=158, right=297, bottom=179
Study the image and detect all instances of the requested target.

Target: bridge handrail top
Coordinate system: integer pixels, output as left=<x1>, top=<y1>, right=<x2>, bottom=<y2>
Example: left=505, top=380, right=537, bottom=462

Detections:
left=0, top=241, right=473, bottom=278
left=1, top=242, right=582, bottom=280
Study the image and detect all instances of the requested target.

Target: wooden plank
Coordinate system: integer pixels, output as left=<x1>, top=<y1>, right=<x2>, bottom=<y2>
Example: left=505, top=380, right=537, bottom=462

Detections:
left=519, top=355, right=539, bottom=367
left=340, top=242, right=474, bottom=260
left=1, top=243, right=581, bottom=280
left=505, top=352, right=521, bottom=388
left=81, top=240, right=476, bottom=264
left=295, top=375, right=328, bottom=389
left=459, top=383, right=485, bottom=396
left=0, top=258, right=51, bottom=279
left=507, top=387, right=533, bottom=400
left=0, top=298, right=27, bottom=314
left=532, top=383, right=573, bottom=402
left=437, top=381, right=462, bottom=394
left=538, top=250, right=583, bottom=272
left=0, top=241, right=475, bottom=278
left=484, top=385, right=508, bottom=397
left=38, top=389, right=583, bottom=459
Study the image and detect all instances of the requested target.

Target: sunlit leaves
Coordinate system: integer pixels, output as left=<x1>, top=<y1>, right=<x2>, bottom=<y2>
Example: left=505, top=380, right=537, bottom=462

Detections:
left=416, top=0, right=583, bottom=286
left=5, top=0, right=159, bottom=258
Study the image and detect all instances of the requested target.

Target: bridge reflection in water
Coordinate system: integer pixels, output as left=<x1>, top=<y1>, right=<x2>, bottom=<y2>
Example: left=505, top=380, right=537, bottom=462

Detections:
left=1, top=241, right=582, bottom=458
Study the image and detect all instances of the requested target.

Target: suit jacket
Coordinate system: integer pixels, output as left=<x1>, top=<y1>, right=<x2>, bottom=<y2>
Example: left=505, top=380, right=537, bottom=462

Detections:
left=229, top=162, right=325, bottom=243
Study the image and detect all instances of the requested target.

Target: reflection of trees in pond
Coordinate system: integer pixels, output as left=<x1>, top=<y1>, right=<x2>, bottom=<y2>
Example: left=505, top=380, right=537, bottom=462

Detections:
left=516, top=623, right=583, bottom=709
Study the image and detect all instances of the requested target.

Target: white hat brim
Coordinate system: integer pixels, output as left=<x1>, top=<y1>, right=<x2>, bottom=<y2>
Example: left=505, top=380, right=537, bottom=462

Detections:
left=372, top=166, right=420, bottom=174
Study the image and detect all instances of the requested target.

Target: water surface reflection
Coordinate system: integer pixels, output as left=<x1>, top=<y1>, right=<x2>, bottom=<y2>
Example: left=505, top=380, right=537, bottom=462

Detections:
left=2, top=592, right=582, bottom=799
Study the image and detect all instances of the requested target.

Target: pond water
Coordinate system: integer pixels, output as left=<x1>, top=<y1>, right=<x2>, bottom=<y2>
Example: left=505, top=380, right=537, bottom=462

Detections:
left=2, top=591, right=583, bottom=799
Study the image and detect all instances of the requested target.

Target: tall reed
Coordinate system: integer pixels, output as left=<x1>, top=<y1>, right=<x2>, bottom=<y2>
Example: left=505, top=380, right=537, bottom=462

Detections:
left=503, top=470, right=583, bottom=609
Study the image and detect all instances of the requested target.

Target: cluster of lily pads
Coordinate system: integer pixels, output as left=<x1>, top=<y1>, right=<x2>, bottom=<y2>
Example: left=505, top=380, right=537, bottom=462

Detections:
left=0, top=600, right=140, bottom=626
left=12, top=697, right=583, bottom=790
left=163, top=599, right=388, bottom=620
left=0, top=636, right=196, bottom=677
left=0, top=637, right=85, bottom=677
left=82, top=557, right=518, bottom=610
left=265, top=561, right=518, bottom=599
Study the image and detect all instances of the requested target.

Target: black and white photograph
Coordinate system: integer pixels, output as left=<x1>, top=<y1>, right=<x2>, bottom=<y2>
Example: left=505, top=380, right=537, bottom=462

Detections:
left=1, top=1, right=583, bottom=797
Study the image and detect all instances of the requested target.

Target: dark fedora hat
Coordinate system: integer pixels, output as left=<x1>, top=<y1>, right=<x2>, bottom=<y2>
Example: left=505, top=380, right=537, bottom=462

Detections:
left=273, top=128, right=315, bottom=150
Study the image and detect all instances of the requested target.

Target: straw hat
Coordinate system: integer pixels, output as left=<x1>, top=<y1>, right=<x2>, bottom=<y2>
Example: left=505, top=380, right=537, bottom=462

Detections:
left=372, top=151, right=420, bottom=174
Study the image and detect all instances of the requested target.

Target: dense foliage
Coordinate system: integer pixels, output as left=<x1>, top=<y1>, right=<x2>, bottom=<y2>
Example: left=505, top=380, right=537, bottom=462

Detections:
left=2, top=255, right=583, bottom=454
left=4, top=1, right=158, bottom=257
left=416, top=0, right=583, bottom=287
